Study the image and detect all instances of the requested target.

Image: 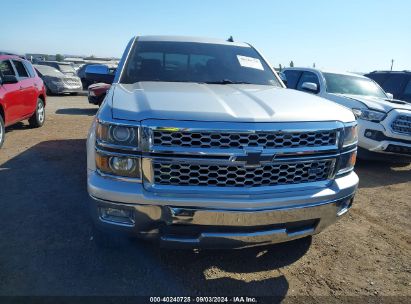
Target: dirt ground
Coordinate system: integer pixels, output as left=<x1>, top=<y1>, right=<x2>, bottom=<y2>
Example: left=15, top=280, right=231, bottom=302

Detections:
left=0, top=95, right=410, bottom=302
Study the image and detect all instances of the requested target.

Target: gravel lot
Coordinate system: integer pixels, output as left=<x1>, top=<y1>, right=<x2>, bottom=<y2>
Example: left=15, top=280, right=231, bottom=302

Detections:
left=0, top=95, right=410, bottom=301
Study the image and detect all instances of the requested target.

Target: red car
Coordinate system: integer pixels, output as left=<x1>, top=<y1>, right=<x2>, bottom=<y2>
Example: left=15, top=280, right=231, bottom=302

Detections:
left=88, top=82, right=111, bottom=106
left=0, top=55, right=46, bottom=148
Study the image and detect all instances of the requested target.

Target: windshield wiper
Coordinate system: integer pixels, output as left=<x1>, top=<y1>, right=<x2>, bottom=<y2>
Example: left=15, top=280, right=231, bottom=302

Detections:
left=205, top=79, right=252, bottom=85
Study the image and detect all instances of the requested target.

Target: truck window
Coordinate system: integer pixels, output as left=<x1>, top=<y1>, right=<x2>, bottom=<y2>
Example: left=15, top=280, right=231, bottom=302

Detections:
left=380, top=74, right=407, bottom=95
left=283, top=70, right=302, bottom=89
left=323, top=73, right=387, bottom=98
left=121, top=41, right=281, bottom=86
left=296, top=72, right=320, bottom=93
left=367, top=73, right=388, bottom=85
left=403, top=79, right=411, bottom=99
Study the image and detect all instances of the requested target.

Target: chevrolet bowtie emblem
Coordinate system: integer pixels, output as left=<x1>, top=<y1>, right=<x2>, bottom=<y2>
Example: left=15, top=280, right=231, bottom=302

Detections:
left=231, top=150, right=275, bottom=167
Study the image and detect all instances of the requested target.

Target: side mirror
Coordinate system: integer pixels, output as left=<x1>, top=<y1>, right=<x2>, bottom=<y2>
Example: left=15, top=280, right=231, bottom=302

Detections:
left=279, top=72, right=288, bottom=86
left=1, top=75, right=19, bottom=85
left=301, top=82, right=318, bottom=93
left=85, top=64, right=115, bottom=84
left=386, top=92, right=394, bottom=99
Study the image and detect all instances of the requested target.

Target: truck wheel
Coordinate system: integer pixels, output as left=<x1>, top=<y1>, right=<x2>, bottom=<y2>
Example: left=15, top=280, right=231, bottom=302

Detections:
left=29, top=99, right=45, bottom=128
left=0, top=115, right=5, bottom=148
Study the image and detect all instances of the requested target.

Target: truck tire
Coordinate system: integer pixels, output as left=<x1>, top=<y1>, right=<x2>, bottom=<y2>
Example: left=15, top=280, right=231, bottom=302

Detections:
left=0, top=115, right=5, bottom=148
left=29, top=98, right=45, bottom=128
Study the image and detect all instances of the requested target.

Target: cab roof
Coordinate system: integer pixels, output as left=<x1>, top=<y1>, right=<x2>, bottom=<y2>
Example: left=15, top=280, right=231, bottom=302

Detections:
left=135, top=35, right=250, bottom=47
left=0, top=54, right=24, bottom=60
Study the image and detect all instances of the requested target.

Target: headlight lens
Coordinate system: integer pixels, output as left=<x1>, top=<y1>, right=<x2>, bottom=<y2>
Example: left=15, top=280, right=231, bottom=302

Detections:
left=96, top=122, right=138, bottom=148
left=342, top=124, right=358, bottom=147
left=96, top=153, right=140, bottom=178
left=352, top=108, right=386, bottom=122
left=337, top=150, right=357, bottom=175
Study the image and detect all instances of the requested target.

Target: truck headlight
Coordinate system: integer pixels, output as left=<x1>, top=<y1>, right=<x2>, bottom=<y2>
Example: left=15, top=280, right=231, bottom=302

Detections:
left=337, top=150, right=357, bottom=175
left=95, top=153, right=140, bottom=178
left=342, top=123, right=358, bottom=147
left=96, top=121, right=139, bottom=148
left=352, top=108, right=386, bottom=122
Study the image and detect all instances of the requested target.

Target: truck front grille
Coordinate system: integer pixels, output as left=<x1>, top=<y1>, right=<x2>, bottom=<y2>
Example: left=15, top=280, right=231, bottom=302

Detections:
left=391, top=115, right=411, bottom=135
left=153, top=130, right=337, bottom=149
left=153, top=159, right=334, bottom=188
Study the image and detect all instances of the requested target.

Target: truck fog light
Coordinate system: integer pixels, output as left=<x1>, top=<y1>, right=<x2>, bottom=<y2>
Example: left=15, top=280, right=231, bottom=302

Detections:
left=110, top=157, right=135, bottom=172
left=365, top=130, right=373, bottom=138
left=96, top=153, right=141, bottom=178
left=364, top=129, right=383, bottom=141
left=100, top=207, right=134, bottom=225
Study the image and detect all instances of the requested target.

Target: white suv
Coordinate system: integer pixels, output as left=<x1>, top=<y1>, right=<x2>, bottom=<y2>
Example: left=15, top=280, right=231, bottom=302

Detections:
left=282, top=68, right=411, bottom=162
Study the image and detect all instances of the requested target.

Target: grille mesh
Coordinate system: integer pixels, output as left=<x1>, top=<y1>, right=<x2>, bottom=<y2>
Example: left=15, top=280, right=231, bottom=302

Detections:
left=153, top=130, right=337, bottom=149
left=391, top=115, right=411, bottom=135
left=153, top=160, right=334, bottom=188
left=63, top=78, right=80, bottom=87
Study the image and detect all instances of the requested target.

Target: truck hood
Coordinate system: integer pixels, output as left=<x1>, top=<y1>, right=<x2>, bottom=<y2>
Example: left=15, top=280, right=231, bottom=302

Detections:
left=333, top=93, right=411, bottom=113
left=111, top=82, right=355, bottom=123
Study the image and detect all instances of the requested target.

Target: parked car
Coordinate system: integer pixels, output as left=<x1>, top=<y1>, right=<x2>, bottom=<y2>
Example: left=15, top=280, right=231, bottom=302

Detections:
left=84, top=64, right=116, bottom=106
left=365, top=71, right=411, bottom=103
left=87, top=36, right=358, bottom=248
left=36, top=61, right=77, bottom=76
left=0, top=55, right=46, bottom=148
left=76, top=63, right=93, bottom=89
left=34, top=64, right=82, bottom=95
left=88, top=82, right=111, bottom=106
left=282, top=68, right=411, bottom=161
left=78, top=64, right=117, bottom=89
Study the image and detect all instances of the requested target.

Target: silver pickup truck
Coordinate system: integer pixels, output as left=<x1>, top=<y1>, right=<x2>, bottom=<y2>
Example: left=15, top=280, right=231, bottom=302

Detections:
left=87, top=36, right=359, bottom=249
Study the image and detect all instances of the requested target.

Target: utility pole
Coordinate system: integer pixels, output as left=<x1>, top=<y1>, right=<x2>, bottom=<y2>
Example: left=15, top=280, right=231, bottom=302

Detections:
left=391, top=59, right=394, bottom=71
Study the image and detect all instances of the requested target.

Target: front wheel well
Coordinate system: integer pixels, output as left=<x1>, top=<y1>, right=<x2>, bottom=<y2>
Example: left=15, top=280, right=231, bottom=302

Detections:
left=38, top=94, right=46, bottom=106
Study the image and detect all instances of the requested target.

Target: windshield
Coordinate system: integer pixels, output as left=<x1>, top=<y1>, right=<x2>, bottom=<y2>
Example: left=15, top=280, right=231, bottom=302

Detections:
left=324, top=73, right=387, bottom=98
left=58, top=64, right=76, bottom=75
left=120, top=41, right=281, bottom=86
left=34, top=65, right=64, bottom=77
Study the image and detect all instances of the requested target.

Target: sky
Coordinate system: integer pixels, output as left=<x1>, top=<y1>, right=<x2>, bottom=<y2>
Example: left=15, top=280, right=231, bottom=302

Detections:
left=1, top=0, right=410, bottom=72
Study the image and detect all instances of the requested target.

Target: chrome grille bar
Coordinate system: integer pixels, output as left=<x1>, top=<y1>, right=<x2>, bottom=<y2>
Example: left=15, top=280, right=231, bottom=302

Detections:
left=153, top=130, right=337, bottom=149
left=153, top=159, right=334, bottom=188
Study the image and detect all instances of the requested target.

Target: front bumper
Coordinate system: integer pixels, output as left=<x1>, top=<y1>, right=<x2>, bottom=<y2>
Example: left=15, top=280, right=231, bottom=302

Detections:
left=88, top=171, right=358, bottom=249
left=48, top=82, right=83, bottom=94
left=357, top=110, right=411, bottom=159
